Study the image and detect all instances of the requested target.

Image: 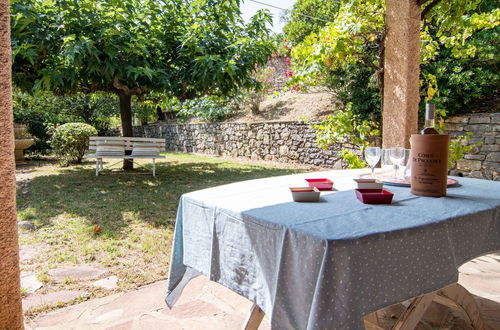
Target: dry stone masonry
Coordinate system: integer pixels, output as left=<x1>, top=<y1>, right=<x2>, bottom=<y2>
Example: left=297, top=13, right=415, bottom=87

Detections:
left=446, top=113, right=500, bottom=181
left=134, top=113, right=499, bottom=180
left=135, top=121, right=354, bottom=168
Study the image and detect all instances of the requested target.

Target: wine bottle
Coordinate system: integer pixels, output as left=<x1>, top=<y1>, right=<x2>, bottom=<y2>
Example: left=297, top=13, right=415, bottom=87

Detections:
left=421, top=103, right=439, bottom=135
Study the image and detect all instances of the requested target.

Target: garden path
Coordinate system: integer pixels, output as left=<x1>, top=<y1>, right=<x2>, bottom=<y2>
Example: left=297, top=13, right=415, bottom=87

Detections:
left=25, top=253, right=500, bottom=330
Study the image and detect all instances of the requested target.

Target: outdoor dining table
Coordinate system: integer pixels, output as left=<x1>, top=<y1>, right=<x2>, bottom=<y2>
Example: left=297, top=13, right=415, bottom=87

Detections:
left=165, top=169, right=500, bottom=330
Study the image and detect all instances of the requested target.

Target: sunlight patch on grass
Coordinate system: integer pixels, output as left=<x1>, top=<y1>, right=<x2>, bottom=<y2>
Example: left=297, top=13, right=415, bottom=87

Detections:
left=18, top=152, right=303, bottom=314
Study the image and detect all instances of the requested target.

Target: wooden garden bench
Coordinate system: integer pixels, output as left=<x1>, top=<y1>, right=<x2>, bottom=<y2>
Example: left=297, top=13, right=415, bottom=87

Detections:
left=85, top=136, right=166, bottom=177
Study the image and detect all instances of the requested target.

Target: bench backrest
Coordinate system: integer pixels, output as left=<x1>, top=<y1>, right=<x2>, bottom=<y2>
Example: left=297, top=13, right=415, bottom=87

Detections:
left=88, top=136, right=166, bottom=151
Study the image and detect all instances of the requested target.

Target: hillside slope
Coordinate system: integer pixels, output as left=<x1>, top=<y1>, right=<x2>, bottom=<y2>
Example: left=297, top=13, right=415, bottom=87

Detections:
left=228, top=91, right=337, bottom=122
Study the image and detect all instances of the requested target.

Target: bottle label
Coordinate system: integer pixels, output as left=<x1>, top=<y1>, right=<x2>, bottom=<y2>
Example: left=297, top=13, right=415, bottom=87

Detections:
left=410, top=135, right=450, bottom=197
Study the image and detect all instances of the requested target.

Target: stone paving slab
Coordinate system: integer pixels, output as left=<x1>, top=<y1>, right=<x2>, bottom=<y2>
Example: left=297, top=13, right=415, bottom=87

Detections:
left=23, top=290, right=88, bottom=311
left=26, top=254, right=500, bottom=330
left=21, top=272, right=43, bottom=294
left=92, top=276, right=119, bottom=290
left=48, top=265, right=107, bottom=283
left=19, top=245, right=38, bottom=261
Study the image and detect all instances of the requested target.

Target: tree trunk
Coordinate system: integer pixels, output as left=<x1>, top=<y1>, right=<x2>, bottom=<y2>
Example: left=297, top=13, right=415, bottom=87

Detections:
left=118, top=92, right=134, bottom=170
left=156, top=106, right=166, bottom=121
left=0, top=0, right=24, bottom=327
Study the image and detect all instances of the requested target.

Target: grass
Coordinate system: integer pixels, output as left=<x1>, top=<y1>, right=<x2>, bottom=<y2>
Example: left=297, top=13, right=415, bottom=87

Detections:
left=17, top=152, right=303, bottom=315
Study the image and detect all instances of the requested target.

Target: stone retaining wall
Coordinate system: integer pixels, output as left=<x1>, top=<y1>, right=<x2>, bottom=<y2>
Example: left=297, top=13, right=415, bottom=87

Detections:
left=445, top=113, right=499, bottom=180
left=134, top=113, right=499, bottom=180
left=135, top=121, right=354, bottom=168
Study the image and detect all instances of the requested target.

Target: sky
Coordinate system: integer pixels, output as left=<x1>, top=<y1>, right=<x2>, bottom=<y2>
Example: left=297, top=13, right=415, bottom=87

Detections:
left=240, top=0, right=298, bottom=34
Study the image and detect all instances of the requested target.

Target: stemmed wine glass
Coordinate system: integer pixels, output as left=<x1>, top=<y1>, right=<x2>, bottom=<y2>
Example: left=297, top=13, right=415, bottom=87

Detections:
left=389, top=147, right=405, bottom=179
left=364, top=147, right=381, bottom=178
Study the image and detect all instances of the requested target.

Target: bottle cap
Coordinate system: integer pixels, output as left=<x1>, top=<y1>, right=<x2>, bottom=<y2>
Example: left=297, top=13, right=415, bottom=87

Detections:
left=425, top=104, right=435, bottom=120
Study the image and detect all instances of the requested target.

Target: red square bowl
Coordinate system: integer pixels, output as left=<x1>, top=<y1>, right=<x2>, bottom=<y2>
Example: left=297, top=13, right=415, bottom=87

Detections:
left=355, top=189, right=394, bottom=204
left=305, top=178, right=334, bottom=191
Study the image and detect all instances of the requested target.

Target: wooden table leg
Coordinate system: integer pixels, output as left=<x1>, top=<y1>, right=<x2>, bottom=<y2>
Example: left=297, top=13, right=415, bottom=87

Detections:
left=242, top=303, right=265, bottom=330
left=436, top=283, right=485, bottom=330
left=388, top=282, right=485, bottom=330
left=392, top=291, right=437, bottom=330
left=364, top=311, right=383, bottom=330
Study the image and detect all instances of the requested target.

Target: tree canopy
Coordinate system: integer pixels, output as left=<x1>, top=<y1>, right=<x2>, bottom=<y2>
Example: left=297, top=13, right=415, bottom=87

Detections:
left=12, top=0, right=273, bottom=97
left=282, top=0, right=340, bottom=45
left=287, top=0, right=499, bottom=118
left=11, top=0, right=274, bottom=167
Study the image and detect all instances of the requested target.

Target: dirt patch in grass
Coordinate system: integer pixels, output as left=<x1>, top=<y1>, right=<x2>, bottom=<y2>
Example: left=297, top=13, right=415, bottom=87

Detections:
left=17, top=153, right=305, bottom=317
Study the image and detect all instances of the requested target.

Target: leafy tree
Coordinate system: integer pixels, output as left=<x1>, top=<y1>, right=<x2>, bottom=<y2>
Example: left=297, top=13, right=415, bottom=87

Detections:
left=13, top=91, right=118, bottom=152
left=59, top=94, right=118, bottom=132
left=282, top=0, right=341, bottom=44
left=419, top=0, right=499, bottom=113
left=11, top=0, right=273, bottom=168
left=289, top=0, right=499, bottom=119
left=290, top=0, right=385, bottom=119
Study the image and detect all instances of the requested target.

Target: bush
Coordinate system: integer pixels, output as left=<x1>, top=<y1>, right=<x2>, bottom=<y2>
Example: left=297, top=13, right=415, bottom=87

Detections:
left=13, top=91, right=119, bottom=153
left=50, top=123, right=97, bottom=165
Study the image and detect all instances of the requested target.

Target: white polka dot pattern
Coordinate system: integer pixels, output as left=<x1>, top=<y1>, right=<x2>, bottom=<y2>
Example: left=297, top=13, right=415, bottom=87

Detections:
left=166, top=170, right=500, bottom=330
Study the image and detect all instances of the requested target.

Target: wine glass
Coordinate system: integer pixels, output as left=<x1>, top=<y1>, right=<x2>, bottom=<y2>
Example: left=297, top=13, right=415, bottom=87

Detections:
left=364, top=147, right=381, bottom=178
left=389, top=147, right=405, bottom=179
left=401, top=149, right=412, bottom=179
left=381, top=148, right=394, bottom=177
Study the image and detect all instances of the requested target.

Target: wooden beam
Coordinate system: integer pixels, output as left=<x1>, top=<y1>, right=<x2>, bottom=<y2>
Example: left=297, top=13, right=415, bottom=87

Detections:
left=437, top=283, right=485, bottom=330
left=383, top=0, right=421, bottom=148
left=242, top=303, right=265, bottom=330
left=364, top=311, right=384, bottom=330
left=392, top=291, right=437, bottom=330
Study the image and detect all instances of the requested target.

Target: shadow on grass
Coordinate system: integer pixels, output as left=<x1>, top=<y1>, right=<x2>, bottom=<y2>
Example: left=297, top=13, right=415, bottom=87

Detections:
left=17, top=158, right=301, bottom=238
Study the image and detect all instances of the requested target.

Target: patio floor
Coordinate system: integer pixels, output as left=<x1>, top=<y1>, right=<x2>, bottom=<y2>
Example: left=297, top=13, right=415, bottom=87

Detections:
left=25, top=253, right=500, bottom=330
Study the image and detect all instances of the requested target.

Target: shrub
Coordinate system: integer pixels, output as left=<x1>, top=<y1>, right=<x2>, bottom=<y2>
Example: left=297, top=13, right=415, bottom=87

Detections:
left=13, top=91, right=118, bottom=153
left=50, top=123, right=97, bottom=165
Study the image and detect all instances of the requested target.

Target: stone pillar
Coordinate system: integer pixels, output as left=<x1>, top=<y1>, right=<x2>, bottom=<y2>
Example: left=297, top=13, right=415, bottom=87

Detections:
left=382, top=0, right=421, bottom=148
left=0, top=0, right=24, bottom=328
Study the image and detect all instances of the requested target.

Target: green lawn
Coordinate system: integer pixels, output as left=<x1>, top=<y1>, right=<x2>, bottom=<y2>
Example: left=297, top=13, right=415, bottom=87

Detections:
left=17, top=153, right=303, bottom=315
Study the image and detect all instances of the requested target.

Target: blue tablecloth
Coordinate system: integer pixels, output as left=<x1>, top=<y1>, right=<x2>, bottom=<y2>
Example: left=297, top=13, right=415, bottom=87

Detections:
left=165, top=169, right=500, bottom=329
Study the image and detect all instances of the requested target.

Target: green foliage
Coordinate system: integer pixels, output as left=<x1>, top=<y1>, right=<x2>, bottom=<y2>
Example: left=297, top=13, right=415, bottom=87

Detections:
left=304, top=104, right=379, bottom=169
left=339, top=150, right=367, bottom=169
left=11, top=0, right=274, bottom=100
left=282, top=0, right=341, bottom=44
left=434, top=108, right=482, bottom=169
left=289, top=0, right=385, bottom=119
left=323, top=64, right=381, bottom=120
left=176, top=1, right=274, bottom=98
left=421, top=26, right=499, bottom=114
left=288, top=0, right=499, bottom=119
left=448, top=133, right=476, bottom=169
left=13, top=91, right=66, bottom=152
left=13, top=90, right=117, bottom=153
left=50, top=123, right=97, bottom=165
left=58, top=94, right=118, bottom=132
left=132, top=99, right=158, bottom=126
left=173, top=96, right=236, bottom=122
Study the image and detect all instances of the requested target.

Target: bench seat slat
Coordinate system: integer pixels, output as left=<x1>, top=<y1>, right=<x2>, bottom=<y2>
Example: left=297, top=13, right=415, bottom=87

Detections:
left=88, top=136, right=166, bottom=151
left=86, top=137, right=166, bottom=177
left=85, top=155, right=166, bottom=159
left=89, top=136, right=165, bottom=143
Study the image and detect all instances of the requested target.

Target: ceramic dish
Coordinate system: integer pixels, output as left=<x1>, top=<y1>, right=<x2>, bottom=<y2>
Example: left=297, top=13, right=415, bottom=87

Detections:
left=353, top=178, right=383, bottom=189
left=305, top=178, right=334, bottom=191
left=290, top=187, right=321, bottom=202
left=355, top=188, right=394, bottom=204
